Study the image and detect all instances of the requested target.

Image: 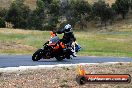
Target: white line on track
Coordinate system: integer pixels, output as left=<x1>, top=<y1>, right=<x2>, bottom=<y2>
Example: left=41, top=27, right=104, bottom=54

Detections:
left=0, top=62, right=130, bottom=73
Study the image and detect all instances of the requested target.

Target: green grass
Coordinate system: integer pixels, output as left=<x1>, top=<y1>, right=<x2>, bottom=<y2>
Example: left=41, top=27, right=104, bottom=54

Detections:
left=75, top=31, right=132, bottom=57
left=0, top=28, right=132, bottom=57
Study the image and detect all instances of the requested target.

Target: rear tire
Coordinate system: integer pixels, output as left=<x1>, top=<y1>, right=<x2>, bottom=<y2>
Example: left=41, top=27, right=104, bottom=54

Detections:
left=32, top=49, right=43, bottom=61
left=55, top=56, right=64, bottom=61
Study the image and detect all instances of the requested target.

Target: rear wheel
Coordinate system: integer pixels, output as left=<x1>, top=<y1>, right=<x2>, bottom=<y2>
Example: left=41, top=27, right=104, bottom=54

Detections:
left=32, top=49, right=43, bottom=61
left=55, top=56, right=64, bottom=61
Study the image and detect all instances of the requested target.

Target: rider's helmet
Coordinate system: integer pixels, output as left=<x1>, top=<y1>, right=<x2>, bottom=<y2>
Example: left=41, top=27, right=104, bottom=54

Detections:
left=64, top=24, right=72, bottom=33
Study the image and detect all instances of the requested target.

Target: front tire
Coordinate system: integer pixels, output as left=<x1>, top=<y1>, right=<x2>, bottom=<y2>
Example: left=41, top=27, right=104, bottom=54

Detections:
left=32, top=49, right=43, bottom=61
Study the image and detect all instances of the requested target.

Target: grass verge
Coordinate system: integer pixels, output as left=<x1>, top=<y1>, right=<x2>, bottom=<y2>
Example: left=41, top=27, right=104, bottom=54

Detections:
left=0, top=27, right=132, bottom=57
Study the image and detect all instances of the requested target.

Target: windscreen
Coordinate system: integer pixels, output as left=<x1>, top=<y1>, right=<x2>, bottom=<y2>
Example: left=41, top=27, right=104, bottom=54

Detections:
left=50, top=36, right=60, bottom=43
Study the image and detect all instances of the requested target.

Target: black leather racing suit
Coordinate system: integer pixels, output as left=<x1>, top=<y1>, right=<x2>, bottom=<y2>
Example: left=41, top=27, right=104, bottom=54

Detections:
left=57, top=29, right=76, bottom=45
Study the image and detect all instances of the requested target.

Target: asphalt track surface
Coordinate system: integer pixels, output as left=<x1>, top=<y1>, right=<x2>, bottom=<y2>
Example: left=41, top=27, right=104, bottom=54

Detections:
left=0, top=55, right=132, bottom=68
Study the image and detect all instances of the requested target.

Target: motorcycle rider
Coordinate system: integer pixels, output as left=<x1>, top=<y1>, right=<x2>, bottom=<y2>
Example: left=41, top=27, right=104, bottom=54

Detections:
left=57, top=24, right=77, bottom=57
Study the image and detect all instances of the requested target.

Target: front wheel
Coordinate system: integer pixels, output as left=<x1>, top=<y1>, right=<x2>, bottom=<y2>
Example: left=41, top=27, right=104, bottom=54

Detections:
left=32, top=49, right=43, bottom=61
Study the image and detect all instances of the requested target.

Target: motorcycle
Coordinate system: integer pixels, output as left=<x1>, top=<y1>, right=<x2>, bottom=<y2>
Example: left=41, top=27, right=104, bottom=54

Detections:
left=32, top=31, right=81, bottom=61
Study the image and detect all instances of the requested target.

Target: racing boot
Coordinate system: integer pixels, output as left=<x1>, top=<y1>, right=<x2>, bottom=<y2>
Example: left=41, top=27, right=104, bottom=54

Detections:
left=71, top=48, right=77, bottom=57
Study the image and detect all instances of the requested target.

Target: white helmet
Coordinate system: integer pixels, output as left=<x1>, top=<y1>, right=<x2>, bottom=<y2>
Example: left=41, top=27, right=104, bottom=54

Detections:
left=64, top=24, right=72, bottom=32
